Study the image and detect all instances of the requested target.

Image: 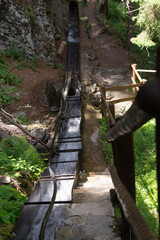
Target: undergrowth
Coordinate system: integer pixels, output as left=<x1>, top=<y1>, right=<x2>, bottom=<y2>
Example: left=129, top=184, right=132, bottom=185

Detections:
left=0, top=136, right=47, bottom=240
left=101, top=0, right=128, bottom=43
left=99, top=117, right=158, bottom=236
left=0, top=136, right=47, bottom=179
left=0, top=54, right=21, bottom=106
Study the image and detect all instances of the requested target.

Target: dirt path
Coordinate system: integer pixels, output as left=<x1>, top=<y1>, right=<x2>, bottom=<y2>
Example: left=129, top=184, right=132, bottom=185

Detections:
left=85, top=0, right=130, bottom=69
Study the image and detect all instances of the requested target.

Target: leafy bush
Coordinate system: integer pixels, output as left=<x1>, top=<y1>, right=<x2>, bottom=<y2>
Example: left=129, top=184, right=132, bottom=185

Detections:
left=133, top=1, right=160, bottom=43
left=0, top=67, right=21, bottom=85
left=0, top=136, right=47, bottom=179
left=0, top=185, right=26, bottom=224
left=0, top=54, right=21, bottom=106
left=103, top=0, right=128, bottom=42
left=0, top=86, right=19, bottom=106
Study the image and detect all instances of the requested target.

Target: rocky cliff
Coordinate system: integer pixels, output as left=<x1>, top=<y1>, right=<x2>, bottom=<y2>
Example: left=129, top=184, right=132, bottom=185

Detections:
left=0, top=0, right=56, bottom=62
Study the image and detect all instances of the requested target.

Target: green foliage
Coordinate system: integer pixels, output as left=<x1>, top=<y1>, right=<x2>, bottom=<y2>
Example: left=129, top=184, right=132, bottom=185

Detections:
left=99, top=115, right=158, bottom=235
left=99, top=116, right=113, bottom=163
left=0, top=86, right=19, bottom=106
left=17, top=115, right=31, bottom=124
left=28, top=56, right=38, bottom=71
left=0, top=223, right=14, bottom=240
left=130, top=0, right=160, bottom=66
left=103, top=0, right=128, bottom=42
left=6, top=41, right=25, bottom=61
left=0, top=54, right=21, bottom=106
left=0, top=136, right=47, bottom=179
left=134, top=119, right=158, bottom=236
left=133, top=1, right=160, bottom=43
left=0, top=185, right=26, bottom=224
left=0, top=68, right=20, bottom=86
left=16, top=59, right=28, bottom=70
left=57, top=64, right=64, bottom=70
left=25, top=5, right=36, bottom=21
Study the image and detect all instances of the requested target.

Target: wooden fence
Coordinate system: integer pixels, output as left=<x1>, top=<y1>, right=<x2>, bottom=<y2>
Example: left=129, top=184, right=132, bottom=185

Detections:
left=100, top=65, right=158, bottom=240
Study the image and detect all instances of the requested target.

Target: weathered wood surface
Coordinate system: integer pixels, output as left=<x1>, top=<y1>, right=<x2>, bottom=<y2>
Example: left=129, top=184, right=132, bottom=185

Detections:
left=12, top=204, right=68, bottom=240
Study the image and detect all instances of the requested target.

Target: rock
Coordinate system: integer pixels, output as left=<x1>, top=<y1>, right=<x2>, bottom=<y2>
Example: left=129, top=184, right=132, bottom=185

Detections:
left=45, top=81, right=63, bottom=108
left=28, top=123, right=46, bottom=139
left=0, top=175, right=11, bottom=184
left=90, top=83, right=98, bottom=93
left=0, top=0, right=56, bottom=61
left=106, top=91, right=113, bottom=100
left=55, top=34, right=61, bottom=40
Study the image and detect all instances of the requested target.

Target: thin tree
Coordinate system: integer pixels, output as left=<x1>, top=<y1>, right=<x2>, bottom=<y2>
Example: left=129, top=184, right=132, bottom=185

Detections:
left=125, top=1, right=137, bottom=50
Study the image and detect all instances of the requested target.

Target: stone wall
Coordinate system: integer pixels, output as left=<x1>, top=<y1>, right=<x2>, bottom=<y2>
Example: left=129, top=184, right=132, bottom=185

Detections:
left=0, top=0, right=56, bottom=61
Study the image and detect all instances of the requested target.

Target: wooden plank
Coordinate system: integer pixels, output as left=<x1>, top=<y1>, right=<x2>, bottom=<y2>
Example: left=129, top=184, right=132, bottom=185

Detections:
left=58, top=142, right=82, bottom=151
left=107, top=97, right=134, bottom=104
left=131, top=64, right=143, bottom=83
left=12, top=204, right=68, bottom=240
left=51, top=151, right=79, bottom=163
left=59, top=117, right=81, bottom=138
left=104, top=82, right=142, bottom=91
left=51, top=162, right=78, bottom=175
left=26, top=178, right=75, bottom=204
left=65, top=99, right=81, bottom=117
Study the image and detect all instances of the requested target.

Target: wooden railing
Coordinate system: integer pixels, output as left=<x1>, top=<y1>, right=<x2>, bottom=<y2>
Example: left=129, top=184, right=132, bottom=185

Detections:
left=100, top=65, right=158, bottom=240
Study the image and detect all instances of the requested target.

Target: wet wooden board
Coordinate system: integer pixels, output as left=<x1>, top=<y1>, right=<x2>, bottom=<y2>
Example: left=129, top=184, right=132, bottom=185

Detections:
left=51, top=162, right=78, bottom=175
left=26, top=178, right=75, bottom=203
left=58, top=142, right=82, bottom=151
left=68, top=89, right=81, bottom=98
left=12, top=204, right=68, bottom=240
left=51, top=151, right=80, bottom=163
left=65, top=99, right=81, bottom=117
left=59, top=117, right=81, bottom=138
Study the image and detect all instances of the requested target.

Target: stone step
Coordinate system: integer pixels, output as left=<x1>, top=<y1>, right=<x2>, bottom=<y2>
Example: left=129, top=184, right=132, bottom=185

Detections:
left=55, top=202, right=120, bottom=240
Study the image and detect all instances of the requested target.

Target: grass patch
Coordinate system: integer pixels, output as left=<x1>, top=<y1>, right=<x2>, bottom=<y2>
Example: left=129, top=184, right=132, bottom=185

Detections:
left=134, top=119, right=158, bottom=236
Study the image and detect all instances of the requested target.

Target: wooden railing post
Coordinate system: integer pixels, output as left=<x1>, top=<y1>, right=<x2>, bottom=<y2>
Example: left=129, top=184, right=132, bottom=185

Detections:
left=115, top=133, right=135, bottom=200
left=113, top=131, right=135, bottom=240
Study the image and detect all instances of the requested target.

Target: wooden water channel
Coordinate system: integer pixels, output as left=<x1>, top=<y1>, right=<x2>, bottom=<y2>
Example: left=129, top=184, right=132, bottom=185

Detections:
left=12, top=1, right=81, bottom=239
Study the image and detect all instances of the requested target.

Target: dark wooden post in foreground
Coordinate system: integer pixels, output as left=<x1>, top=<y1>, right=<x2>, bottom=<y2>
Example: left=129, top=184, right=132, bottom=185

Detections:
left=113, top=133, right=135, bottom=240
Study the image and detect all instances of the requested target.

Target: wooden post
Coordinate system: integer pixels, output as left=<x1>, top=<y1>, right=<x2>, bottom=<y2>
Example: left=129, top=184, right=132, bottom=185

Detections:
left=101, top=86, right=106, bottom=116
left=113, top=132, right=135, bottom=240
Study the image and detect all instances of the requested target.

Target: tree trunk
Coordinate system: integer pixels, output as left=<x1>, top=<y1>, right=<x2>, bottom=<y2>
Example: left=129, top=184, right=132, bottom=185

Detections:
left=125, top=1, right=137, bottom=50
left=104, top=0, right=109, bottom=17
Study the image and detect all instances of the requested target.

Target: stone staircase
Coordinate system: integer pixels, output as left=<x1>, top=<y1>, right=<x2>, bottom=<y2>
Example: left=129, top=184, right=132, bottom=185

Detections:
left=55, top=169, right=121, bottom=240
